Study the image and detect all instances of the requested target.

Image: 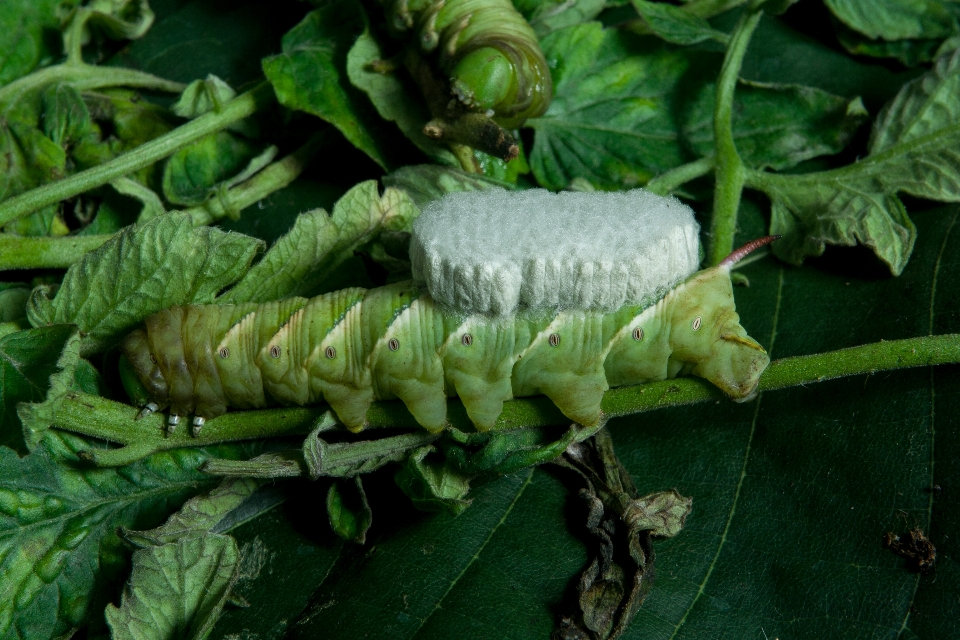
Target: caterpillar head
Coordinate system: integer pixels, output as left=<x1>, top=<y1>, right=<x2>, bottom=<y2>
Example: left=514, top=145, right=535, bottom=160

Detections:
left=668, top=237, right=777, bottom=401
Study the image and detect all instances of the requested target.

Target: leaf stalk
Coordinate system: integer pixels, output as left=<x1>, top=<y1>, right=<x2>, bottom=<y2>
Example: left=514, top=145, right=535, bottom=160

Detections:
left=707, top=9, right=762, bottom=266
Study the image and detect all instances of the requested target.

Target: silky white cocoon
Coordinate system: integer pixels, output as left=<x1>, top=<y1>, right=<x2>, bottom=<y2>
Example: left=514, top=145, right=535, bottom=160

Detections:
left=410, top=188, right=701, bottom=315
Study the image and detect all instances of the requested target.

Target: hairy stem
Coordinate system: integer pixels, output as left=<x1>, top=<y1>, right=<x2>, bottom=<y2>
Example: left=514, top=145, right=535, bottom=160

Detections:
left=0, top=135, right=322, bottom=270
left=0, top=234, right=114, bottom=269
left=645, top=157, right=715, bottom=196
left=187, top=132, right=325, bottom=226
left=0, top=63, right=184, bottom=110
left=0, top=83, right=274, bottom=228
left=64, top=8, right=92, bottom=65
left=53, top=333, right=960, bottom=466
left=707, top=9, right=761, bottom=266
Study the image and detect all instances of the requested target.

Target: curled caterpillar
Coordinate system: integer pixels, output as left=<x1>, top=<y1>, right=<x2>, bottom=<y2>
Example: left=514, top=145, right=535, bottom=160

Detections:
left=121, top=238, right=773, bottom=436
left=383, top=0, right=552, bottom=128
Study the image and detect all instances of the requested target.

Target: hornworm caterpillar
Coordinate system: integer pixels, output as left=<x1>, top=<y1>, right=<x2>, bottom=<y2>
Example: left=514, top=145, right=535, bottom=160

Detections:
left=382, top=0, right=552, bottom=128
left=121, top=238, right=773, bottom=435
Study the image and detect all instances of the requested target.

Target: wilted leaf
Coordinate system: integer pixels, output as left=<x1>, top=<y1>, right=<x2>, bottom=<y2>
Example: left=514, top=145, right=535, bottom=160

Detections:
left=382, top=164, right=513, bottom=208
left=220, top=181, right=418, bottom=303
left=394, top=445, right=473, bottom=515
left=26, top=213, right=263, bottom=354
left=110, top=176, right=165, bottom=221
left=748, top=47, right=960, bottom=273
left=105, top=533, right=241, bottom=640
left=122, top=478, right=262, bottom=548
left=62, top=0, right=156, bottom=58
left=0, top=433, right=243, bottom=640
left=326, top=477, right=373, bottom=543
left=172, top=75, right=237, bottom=119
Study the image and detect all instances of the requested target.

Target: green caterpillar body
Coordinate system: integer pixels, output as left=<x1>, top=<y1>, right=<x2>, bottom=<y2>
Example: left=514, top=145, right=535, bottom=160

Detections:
left=384, top=0, right=552, bottom=127
left=122, top=258, right=769, bottom=434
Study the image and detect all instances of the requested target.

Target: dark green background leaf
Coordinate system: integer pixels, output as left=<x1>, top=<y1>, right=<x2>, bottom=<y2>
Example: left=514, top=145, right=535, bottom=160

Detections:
left=0, top=325, right=76, bottom=454
left=683, top=80, right=867, bottom=171
left=262, top=2, right=399, bottom=170
left=0, top=0, right=63, bottom=86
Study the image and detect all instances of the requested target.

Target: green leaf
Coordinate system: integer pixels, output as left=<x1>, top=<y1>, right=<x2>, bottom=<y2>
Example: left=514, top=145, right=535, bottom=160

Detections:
left=0, top=122, right=67, bottom=234
left=394, top=445, right=473, bottom=516
left=833, top=18, right=945, bottom=66
left=824, top=0, right=958, bottom=41
left=262, top=2, right=395, bottom=169
left=105, top=533, right=241, bottom=640
left=16, top=326, right=83, bottom=451
left=748, top=47, right=960, bottom=273
left=0, top=285, right=29, bottom=326
left=172, top=75, right=237, bottom=119
left=0, top=0, right=63, bottom=86
left=161, top=131, right=259, bottom=206
left=220, top=181, right=418, bottom=303
left=26, top=213, right=263, bottom=354
left=0, top=325, right=77, bottom=455
left=630, top=0, right=730, bottom=45
left=121, top=478, right=262, bottom=547
left=684, top=80, right=868, bottom=171
left=382, top=164, right=514, bottom=208
left=326, top=477, right=373, bottom=544
left=0, top=433, right=240, bottom=640
left=346, top=27, right=457, bottom=166
left=514, top=0, right=608, bottom=38
left=41, top=84, right=97, bottom=152
left=528, top=23, right=698, bottom=190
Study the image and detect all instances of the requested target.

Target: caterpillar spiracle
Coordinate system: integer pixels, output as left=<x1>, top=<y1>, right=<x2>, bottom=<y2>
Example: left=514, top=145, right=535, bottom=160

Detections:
left=121, top=191, right=773, bottom=436
left=383, top=0, right=552, bottom=127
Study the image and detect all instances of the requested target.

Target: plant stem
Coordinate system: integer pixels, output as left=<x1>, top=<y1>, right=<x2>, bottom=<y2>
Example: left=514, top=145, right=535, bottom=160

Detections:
left=0, top=136, right=323, bottom=270
left=53, top=333, right=960, bottom=466
left=0, top=234, right=113, bottom=269
left=64, top=8, right=92, bottom=65
left=644, top=157, right=714, bottom=196
left=0, top=83, right=275, bottom=228
left=0, top=63, right=184, bottom=110
left=187, top=132, right=325, bottom=226
left=707, top=9, right=761, bottom=266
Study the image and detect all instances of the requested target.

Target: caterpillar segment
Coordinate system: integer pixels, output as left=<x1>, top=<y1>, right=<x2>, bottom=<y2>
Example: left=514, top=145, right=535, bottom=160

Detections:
left=121, top=241, right=772, bottom=435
